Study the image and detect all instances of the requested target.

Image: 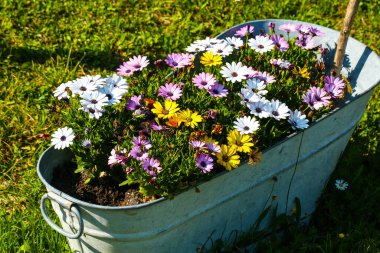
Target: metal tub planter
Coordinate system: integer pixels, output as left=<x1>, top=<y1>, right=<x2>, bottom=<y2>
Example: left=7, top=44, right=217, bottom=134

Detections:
left=37, top=19, right=380, bottom=253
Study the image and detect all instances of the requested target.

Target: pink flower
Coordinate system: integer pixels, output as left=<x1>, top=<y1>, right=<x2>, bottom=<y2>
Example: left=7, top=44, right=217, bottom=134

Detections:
left=142, top=158, right=162, bottom=177
left=192, top=72, right=216, bottom=90
left=108, top=149, right=128, bottom=167
left=196, top=153, right=214, bottom=173
left=158, top=83, right=183, bottom=100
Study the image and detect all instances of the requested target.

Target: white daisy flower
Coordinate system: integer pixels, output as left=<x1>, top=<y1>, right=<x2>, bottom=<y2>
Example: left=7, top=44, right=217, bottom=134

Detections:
left=99, top=85, right=127, bottom=106
left=81, top=139, right=92, bottom=149
left=224, top=37, right=244, bottom=49
left=106, top=73, right=128, bottom=90
left=269, top=100, right=290, bottom=120
left=70, top=77, right=99, bottom=95
left=239, top=89, right=261, bottom=105
left=53, top=81, right=72, bottom=100
left=247, top=100, right=271, bottom=119
left=288, top=110, right=309, bottom=130
left=220, top=62, right=248, bottom=83
left=207, top=42, right=234, bottom=57
left=51, top=127, right=75, bottom=150
left=80, top=106, right=104, bottom=119
left=248, top=35, right=275, bottom=54
left=234, top=116, right=260, bottom=134
left=244, top=78, right=268, bottom=96
left=186, top=43, right=206, bottom=53
left=80, top=91, right=109, bottom=112
left=193, top=37, right=223, bottom=48
left=335, top=179, right=349, bottom=191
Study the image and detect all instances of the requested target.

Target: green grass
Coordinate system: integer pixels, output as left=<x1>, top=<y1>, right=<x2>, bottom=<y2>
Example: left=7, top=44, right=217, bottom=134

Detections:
left=0, top=0, right=379, bottom=252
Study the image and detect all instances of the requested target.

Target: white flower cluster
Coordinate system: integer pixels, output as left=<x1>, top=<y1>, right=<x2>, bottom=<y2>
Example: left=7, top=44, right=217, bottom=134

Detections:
left=186, top=36, right=243, bottom=57
left=53, top=74, right=128, bottom=119
left=238, top=77, right=309, bottom=130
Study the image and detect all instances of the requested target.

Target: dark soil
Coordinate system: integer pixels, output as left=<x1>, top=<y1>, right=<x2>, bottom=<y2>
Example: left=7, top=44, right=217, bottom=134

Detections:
left=51, top=162, right=146, bottom=206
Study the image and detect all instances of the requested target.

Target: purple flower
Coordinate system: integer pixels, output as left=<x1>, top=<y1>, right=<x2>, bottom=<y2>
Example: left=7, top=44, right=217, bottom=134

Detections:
left=192, top=72, right=216, bottom=90
left=208, top=82, right=229, bottom=98
left=117, top=62, right=135, bottom=77
left=205, top=142, right=221, bottom=154
left=149, top=120, right=170, bottom=132
left=108, top=148, right=128, bottom=167
left=126, top=95, right=143, bottom=113
left=158, top=83, right=183, bottom=100
left=196, top=153, right=214, bottom=173
left=189, top=140, right=206, bottom=149
left=132, top=135, right=152, bottom=151
left=252, top=71, right=276, bottom=84
left=165, top=53, right=194, bottom=69
left=303, top=86, right=331, bottom=110
left=206, top=109, right=218, bottom=120
left=270, top=35, right=289, bottom=52
left=295, top=34, right=315, bottom=50
left=278, top=23, right=297, bottom=33
left=129, top=146, right=149, bottom=161
left=324, top=76, right=345, bottom=98
left=296, top=24, right=324, bottom=37
left=142, top=157, right=162, bottom=177
left=126, top=55, right=150, bottom=72
left=234, top=25, right=254, bottom=37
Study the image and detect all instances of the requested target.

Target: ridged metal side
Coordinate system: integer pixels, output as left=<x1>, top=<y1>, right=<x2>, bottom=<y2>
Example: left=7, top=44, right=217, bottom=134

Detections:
left=37, top=19, right=380, bottom=253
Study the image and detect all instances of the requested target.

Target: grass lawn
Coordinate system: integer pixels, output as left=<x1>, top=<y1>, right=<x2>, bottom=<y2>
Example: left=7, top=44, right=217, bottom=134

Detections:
left=1, top=0, right=379, bottom=252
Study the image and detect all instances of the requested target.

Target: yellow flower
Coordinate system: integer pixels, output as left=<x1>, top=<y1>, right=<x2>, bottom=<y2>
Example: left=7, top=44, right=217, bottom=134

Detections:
left=338, top=233, right=345, bottom=239
left=227, top=129, right=254, bottom=153
left=151, top=100, right=180, bottom=119
left=200, top=51, right=222, bottom=67
left=177, top=109, right=203, bottom=128
left=216, top=145, right=240, bottom=171
left=292, top=66, right=310, bottom=79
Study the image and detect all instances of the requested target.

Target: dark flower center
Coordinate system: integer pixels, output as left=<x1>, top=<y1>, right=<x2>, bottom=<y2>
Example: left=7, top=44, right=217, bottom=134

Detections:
left=162, top=109, right=169, bottom=115
left=212, top=89, right=219, bottom=94
left=231, top=72, right=238, bottom=77
left=200, top=161, right=207, bottom=167
left=106, top=94, right=112, bottom=100
left=255, top=108, right=262, bottom=113
left=201, top=81, right=207, bottom=86
left=91, top=99, right=98, bottom=104
left=172, top=62, right=178, bottom=66
left=258, top=44, right=264, bottom=49
left=315, top=95, right=321, bottom=101
left=80, top=86, right=87, bottom=91
left=217, top=49, right=223, bottom=53
left=167, top=92, right=173, bottom=97
left=243, top=126, right=250, bottom=131
left=272, top=111, right=279, bottom=116
left=60, top=136, right=66, bottom=141
left=222, top=155, right=230, bottom=162
left=134, top=64, right=141, bottom=69
left=89, top=108, right=96, bottom=113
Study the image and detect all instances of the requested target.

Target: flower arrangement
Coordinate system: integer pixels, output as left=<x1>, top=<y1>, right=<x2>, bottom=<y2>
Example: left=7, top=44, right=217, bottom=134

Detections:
left=51, top=22, right=347, bottom=202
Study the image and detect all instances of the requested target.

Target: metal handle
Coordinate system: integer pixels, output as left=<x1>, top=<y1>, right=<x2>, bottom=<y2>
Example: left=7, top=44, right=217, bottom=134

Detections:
left=40, top=192, right=84, bottom=239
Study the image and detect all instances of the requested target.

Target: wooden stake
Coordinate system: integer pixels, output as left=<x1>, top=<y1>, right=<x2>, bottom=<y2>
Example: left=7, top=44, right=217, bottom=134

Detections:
left=333, top=0, right=360, bottom=76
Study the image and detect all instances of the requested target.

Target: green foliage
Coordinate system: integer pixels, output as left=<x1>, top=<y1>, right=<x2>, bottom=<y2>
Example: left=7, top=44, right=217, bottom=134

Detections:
left=0, top=0, right=379, bottom=252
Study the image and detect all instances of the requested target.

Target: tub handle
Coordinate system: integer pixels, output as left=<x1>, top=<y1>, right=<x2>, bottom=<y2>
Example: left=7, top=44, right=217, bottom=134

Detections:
left=40, top=192, right=84, bottom=239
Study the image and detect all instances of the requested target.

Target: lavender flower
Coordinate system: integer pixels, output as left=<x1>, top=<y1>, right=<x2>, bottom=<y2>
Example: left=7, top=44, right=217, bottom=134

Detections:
left=196, top=153, right=214, bottom=173
left=108, top=148, right=128, bottom=167
left=189, top=140, right=206, bottom=149
left=270, top=58, right=294, bottom=70
left=303, top=86, right=331, bottom=110
left=142, top=157, right=162, bottom=177
left=158, top=83, right=183, bottom=100
left=324, top=76, right=345, bottom=98
left=234, top=25, right=254, bottom=37
left=129, top=146, right=149, bottom=161
left=208, top=82, right=229, bottom=98
left=193, top=72, right=216, bottom=90
left=270, top=34, right=289, bottom=52
left=132, top=135, right=152, bottom=151
left=165, top=53, right=194, bottom=69
left=126, top=95, right=143, bottom=113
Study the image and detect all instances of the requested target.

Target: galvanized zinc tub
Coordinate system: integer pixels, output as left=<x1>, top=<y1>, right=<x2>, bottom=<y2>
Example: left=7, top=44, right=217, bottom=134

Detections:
left=37, top=19, right=380, bottom=253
